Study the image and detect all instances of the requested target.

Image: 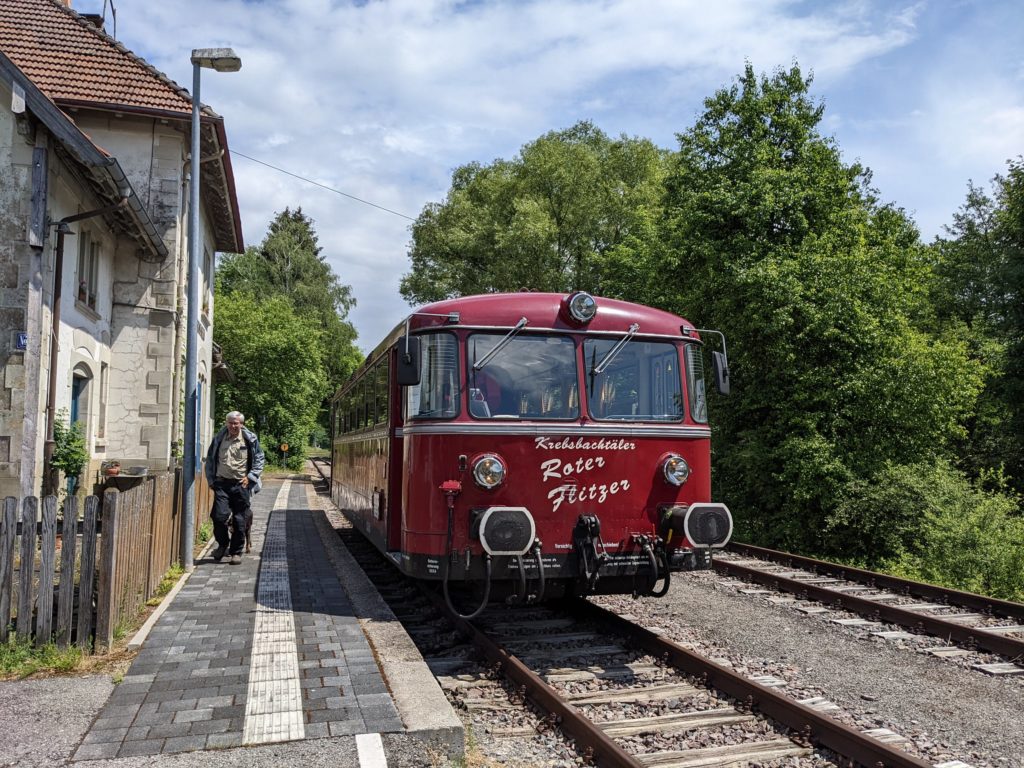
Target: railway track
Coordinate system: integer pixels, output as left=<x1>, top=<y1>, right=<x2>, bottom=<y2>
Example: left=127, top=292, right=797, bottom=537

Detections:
left=308, top=458, right=997, bottom=763
left=304, top=473, right=954, bottom=767
left=715, top=543, right=1024, bottom=672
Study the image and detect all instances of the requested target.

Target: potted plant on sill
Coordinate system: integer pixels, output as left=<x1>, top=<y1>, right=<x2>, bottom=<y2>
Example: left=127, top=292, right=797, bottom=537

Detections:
left=103, top=460, right=121, bottom=477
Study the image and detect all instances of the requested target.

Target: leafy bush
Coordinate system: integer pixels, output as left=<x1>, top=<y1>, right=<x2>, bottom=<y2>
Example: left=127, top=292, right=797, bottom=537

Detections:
left=828, top=461, right=1024, bottom=600
left=52, top=408, right=88, bottom=494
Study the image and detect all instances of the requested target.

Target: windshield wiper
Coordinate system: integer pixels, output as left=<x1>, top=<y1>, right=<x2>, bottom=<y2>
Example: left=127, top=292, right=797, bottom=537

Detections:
left=473, top=317, right=528, bottom=370
left=592, top=323, right=639, bottom=375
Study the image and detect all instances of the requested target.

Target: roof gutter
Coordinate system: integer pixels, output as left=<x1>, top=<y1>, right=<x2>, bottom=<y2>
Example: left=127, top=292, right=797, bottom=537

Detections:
left=0, top=51, right=167, bottom=259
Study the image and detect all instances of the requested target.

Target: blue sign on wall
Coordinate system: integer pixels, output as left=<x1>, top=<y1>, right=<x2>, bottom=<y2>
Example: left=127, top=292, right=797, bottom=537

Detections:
left=15, top=333, right=27, bottom=351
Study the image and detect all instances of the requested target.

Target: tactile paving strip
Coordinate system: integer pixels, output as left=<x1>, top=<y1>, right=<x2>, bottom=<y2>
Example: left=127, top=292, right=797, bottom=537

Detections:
left=242, top=480, right=305, bottom=744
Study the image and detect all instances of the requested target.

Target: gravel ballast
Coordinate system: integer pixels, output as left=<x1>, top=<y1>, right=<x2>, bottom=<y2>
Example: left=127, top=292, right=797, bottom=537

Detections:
left=599, top=570, right=1024, bottom=766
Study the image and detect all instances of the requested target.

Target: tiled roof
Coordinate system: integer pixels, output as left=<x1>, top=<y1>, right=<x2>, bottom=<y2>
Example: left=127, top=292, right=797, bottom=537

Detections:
left=0, top=0, right=193, bottom=116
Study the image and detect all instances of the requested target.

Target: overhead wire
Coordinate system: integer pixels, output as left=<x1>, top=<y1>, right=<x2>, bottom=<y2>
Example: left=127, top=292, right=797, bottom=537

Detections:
left=229, top=149, right=416, bottom=221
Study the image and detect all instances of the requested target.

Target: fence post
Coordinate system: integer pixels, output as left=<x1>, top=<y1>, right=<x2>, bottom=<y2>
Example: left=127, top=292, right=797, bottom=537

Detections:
left=95, top=489, right=120, bottom=653
left=56, top=496, right=79, bottom=647
left=0, top=497, right=17, bottom=642
left=77, top=496, right=99, bottom=650
left=146, top=476, right=158, bottom=596
left=35, top=496, right=58, bottom=645
left=16, top=496, right=38, bottom=642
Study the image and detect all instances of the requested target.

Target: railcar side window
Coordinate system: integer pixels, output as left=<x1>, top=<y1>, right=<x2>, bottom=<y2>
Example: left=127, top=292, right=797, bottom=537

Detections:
left=685, top=345, right=708, bottom=424
left=375, top=362, right=389, bottom=424
left=468, top=334, right=578, bottom=420
left=407, top=333, right=459, bottom=419
left=584, top=339, right=683, bottom=422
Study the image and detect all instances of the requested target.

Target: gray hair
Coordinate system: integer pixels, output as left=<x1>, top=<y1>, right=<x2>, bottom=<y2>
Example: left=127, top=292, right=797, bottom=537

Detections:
left=225, top=411, right=245, bottom=424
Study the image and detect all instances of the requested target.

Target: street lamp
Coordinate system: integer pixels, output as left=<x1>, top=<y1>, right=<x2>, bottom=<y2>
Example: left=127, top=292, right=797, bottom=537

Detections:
left=182, top=47, right=241, bottom=571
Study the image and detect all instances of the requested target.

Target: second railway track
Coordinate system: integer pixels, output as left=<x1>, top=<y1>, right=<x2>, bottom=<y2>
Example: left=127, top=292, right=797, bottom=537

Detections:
left=714, top=543, right=1024, bottom=673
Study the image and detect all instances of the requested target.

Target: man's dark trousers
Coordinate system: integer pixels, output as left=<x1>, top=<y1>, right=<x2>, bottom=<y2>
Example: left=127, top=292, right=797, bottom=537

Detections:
left=212, top=478, right=250, bottom=555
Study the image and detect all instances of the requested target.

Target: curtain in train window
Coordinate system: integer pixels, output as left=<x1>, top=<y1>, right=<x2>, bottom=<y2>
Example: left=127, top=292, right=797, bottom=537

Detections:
left=467, top=334, right=578, bottom=420
left=585, top=339, right=683, bottom=421
left=407, top=333, right=459, bottom=419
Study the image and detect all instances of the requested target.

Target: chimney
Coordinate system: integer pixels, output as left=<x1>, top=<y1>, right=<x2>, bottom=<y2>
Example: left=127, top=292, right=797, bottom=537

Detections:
left=81, top=13, right=104, bottom=31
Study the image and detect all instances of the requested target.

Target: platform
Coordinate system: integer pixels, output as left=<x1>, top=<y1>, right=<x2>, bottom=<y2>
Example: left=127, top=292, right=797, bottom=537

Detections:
left=72, top=476, right=462, bottom=764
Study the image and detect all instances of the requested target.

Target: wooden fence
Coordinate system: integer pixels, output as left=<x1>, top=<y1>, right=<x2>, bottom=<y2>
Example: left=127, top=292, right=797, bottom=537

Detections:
left=0, top=468, right=211, bottom=653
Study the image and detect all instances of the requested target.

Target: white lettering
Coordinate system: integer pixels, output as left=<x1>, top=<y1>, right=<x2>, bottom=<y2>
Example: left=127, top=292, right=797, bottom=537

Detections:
left=534, top=436, right=636, bottom=451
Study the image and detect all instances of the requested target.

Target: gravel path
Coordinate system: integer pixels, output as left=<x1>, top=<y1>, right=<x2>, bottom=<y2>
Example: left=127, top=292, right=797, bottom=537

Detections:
left=598, top=570, right=1023, bottom=767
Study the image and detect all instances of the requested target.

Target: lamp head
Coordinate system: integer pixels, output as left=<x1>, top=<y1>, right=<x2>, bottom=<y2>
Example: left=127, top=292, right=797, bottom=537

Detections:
left=190, top=47, right=241, bottom=72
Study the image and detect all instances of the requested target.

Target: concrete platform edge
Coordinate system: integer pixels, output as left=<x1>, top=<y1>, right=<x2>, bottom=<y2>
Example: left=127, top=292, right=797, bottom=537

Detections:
left=309, top=487, right=465, bottom=761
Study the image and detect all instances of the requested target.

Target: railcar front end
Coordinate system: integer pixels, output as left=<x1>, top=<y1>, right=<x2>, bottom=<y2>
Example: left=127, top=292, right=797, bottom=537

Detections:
left=331, top=292, right=732, bottom=614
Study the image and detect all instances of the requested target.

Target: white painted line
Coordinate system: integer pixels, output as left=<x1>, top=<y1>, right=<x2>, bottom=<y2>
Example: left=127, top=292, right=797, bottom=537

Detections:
left=243, top=480, right=306, bottom=745
left=356, top=733, right=388, bottom=767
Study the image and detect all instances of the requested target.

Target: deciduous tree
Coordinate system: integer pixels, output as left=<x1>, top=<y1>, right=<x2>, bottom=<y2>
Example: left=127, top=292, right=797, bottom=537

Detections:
left=659, top=63, right=983, bottom=553
left=401, top=121, right=667, bottom=303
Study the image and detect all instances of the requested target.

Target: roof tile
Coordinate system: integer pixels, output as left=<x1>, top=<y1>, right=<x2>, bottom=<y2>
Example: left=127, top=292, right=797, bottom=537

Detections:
left=0, top=0, right=193, bottom=115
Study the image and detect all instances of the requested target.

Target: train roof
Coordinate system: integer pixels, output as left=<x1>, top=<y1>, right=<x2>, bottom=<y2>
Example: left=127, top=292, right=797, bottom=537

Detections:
left=410, top=293, right=696, bottom=336
left=342, top=293, right=702, bottom=395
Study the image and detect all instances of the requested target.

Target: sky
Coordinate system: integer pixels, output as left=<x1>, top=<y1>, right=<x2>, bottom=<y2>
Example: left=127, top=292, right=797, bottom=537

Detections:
left=79, top=0, right=1023, bottom=351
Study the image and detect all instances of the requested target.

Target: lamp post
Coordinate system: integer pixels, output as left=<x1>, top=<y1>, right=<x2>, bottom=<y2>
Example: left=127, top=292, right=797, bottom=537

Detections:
left=182, top=47, right=241, bottom=571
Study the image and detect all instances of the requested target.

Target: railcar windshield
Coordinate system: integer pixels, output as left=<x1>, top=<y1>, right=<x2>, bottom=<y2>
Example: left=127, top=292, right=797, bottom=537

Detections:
left=467, top=334, right=579, bottom=420
left=406, top=332, right=459, bottom=419
left=584, top=338, right=683, bottom=421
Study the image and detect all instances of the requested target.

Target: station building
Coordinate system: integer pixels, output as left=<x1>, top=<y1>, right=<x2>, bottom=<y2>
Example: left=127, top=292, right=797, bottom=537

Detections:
left=0, top=0, right=242, bottom=498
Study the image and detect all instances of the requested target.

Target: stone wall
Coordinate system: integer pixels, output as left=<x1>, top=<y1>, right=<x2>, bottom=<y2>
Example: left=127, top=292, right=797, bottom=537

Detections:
left=0, top=81, right=33, bottom=498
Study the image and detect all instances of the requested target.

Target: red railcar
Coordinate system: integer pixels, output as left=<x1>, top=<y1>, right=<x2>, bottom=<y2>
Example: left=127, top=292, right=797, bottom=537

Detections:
left=330, top=292, right=732, bottom=615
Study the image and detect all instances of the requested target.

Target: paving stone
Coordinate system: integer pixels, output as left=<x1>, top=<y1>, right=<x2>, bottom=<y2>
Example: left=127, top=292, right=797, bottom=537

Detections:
left=74, top=479, right=404, bottom=759
left=206, top=732, right=244, bottom=749
left=163, top=734, right=210, bottom=753
left=82, top=727, right=130, bottom=744
left=328, top=719, right=368, bottom=737
left=73, top=742, right=122, bottom=760
left=117, top=739, right=165, bottom=757
left=146, top=722, right=193, bottom=739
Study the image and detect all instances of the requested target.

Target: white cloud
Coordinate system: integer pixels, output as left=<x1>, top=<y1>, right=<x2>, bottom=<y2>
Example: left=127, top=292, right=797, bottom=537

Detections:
left=85, top=0, right=1017, bottom=348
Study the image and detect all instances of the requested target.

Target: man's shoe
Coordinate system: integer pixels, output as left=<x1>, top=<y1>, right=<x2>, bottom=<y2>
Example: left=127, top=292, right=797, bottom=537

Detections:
left=229, top=554, right=242, bottom=565
left=212, top=546, right=226, bottom=562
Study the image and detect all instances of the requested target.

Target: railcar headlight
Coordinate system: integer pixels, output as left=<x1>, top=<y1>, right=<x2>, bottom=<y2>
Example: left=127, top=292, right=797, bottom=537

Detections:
left=567, top=292, right=598, bottom=323
left=473, top=454, right=506, bottom=489
left=662, top=454, right=690, bottom=486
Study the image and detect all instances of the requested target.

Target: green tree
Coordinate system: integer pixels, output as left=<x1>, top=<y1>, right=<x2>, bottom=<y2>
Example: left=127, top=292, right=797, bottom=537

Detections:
left=213, top=292, right=327, bottom=468
left=931, top=159, right=1024, bottom=491
left=217, top=208, right=362, bottom=392
left=657, top=63, right=983, bottom=553
left=401, top=121, right=667, bottom=302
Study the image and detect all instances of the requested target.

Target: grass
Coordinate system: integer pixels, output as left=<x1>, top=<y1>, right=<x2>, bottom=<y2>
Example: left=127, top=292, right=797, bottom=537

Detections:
left=0, top=638, right=83, bottom=679
left=146, top=563, right=185, bottom=607
left=198, top=519, right=213, bottom=544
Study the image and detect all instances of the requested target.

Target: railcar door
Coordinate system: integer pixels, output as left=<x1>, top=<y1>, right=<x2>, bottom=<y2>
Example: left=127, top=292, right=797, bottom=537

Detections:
left=386, top=346, right=404, bottom=551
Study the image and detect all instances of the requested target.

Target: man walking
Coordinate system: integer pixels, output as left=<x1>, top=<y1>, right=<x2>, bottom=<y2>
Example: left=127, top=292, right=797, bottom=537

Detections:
left=204, top=411, right=265, bottom=564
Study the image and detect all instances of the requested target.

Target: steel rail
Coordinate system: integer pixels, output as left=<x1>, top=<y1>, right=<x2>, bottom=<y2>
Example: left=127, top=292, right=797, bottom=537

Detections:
left=714, top=558, right=1024, bottom=660
left=568, top=600, right=934, bottom=768
left=427, top=585, right=932, bottom=768
left=728, top=541, right=1024, bottom=622
left=422, top=590, right=644, bottom=768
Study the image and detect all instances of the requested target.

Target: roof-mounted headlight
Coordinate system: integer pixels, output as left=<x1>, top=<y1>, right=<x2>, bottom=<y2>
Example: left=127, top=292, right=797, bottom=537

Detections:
left=662, top=454, right=690, bottom=486
left=564, top=292, right=597, bottom=324
left=473, top=454, right=507, bottom=490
